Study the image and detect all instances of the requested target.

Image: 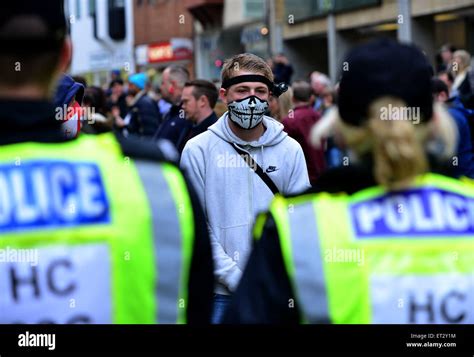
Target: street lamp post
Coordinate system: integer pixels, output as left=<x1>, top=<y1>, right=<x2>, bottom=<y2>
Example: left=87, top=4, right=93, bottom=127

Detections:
left=266, top=0, right=275, bottom=58
left=397, top=0, right=413, bottom=43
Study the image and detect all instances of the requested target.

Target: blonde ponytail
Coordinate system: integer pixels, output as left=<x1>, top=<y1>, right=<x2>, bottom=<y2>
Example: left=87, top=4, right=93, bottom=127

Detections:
left=367, top=97, right=427, bottom=190
left=314, top=97, right=457, bottom=191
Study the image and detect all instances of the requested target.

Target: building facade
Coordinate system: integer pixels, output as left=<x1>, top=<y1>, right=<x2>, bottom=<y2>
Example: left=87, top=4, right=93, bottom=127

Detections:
left=185, top=0, right=224, bottom=82
left=282, top=0, right=474, bottom=82
left=67, top=0, right=135, bottom=86
left=188, top=0, right=274, bottom=82
left=133, top=0, right=194, bottom=83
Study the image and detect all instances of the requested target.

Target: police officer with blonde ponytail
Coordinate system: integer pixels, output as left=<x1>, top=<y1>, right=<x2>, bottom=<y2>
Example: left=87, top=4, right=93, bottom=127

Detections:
left=0, top=0, right=213, bottom=324
left=224, top=39, right=474, bottom=324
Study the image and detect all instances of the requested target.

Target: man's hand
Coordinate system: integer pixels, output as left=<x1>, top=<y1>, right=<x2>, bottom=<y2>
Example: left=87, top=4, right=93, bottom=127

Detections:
left=112, top=106, right=126, bottom=128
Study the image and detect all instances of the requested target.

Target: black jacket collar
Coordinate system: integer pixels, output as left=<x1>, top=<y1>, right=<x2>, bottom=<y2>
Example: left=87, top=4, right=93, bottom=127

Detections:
left=0, top=99, right=71, bottom=145
left=194, top=112, right=217, bottom=129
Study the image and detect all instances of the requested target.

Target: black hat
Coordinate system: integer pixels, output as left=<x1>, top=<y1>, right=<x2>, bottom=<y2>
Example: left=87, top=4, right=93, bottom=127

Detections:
left=0, top=0, right=67, bottom=53
left=338, top=38, right=434, bottom=126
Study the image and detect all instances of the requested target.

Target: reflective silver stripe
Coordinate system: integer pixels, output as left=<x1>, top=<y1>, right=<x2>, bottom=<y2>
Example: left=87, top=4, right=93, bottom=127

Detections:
left=288, top=201, right=330, bottom=323
left=135, top=160, right=183, bottom=323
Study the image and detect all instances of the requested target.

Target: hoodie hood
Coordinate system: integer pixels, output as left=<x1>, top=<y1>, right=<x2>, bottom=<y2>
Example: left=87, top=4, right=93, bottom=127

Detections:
left=208, top=112, right=287, bottom=147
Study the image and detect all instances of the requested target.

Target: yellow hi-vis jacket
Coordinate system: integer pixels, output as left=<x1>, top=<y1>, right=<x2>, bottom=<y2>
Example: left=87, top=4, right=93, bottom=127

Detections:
left=0, top=133, right=194, bottom=324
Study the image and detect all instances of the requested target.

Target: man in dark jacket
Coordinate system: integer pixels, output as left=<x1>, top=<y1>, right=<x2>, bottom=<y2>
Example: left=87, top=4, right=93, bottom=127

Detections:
left=123, top=72, right=162, bottom=138
left=282, top=80, right=326, bottom=185
left=107, top=79, right=128, bottom=119
left=154, top=65, right=190, bottom=149
left=178, top=80, right=218, bottom=153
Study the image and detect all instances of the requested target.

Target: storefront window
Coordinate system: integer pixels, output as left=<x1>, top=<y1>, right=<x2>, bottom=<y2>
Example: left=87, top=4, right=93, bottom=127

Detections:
left=244, top=0, right=265, bottom=20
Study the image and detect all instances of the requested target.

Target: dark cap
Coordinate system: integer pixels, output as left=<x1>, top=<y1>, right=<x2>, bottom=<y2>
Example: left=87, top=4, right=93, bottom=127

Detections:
left=53, top=74, right=85, bottom=108
left=338, top=38, right=434, bottom=126
left=0, top=0, right=67, bottom=53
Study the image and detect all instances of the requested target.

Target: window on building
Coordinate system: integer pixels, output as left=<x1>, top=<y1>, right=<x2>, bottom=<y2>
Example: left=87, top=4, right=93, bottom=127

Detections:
left=137, top=0, right=143, bottom=6
left=89, top=0, right=96, bottom=16
left=244, top=0, right=265, bottom=19
left=109, top=0, right=127, bottom=40
left=109, top=0, right=125, bottom=9
left=76, top=0, right=81, bottom=19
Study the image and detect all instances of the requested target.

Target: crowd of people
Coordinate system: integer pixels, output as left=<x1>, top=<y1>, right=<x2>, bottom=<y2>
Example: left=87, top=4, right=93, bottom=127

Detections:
left=50, top=39, right=474, bottom=324
left=1, top=0, right=473, bottom=326
left=57, top=43, right=474, bottom=187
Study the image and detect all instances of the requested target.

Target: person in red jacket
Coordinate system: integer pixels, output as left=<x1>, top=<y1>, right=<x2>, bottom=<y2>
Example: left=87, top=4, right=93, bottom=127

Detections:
left=282, top=80, right=326, bottom=185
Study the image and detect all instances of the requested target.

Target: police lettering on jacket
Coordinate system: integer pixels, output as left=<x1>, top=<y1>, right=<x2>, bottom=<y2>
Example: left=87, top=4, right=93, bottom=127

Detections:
left=0, top=160, right=110, bottom=231
left=351, top=188, right=474, bottom=237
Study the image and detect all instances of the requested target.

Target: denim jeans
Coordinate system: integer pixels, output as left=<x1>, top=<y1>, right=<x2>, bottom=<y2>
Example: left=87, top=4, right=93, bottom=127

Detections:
left=211, top=294, right=232, bottom=324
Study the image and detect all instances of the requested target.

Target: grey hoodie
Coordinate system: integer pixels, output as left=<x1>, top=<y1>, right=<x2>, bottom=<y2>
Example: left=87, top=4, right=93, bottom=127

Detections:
left=180, top=113, right=310, bottom=295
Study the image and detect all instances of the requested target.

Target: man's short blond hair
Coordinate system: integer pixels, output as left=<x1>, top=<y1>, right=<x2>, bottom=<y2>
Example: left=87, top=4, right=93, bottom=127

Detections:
left=221, top=53, right=274, bottom=84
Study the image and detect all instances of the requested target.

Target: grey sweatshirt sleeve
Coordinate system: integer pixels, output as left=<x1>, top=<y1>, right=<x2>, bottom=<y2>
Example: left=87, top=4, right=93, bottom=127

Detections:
left=180, top=142, right=242, bottom=293
left=285, top=141, right=311, bottom=194
left=207, top=227, right=243, bottom=293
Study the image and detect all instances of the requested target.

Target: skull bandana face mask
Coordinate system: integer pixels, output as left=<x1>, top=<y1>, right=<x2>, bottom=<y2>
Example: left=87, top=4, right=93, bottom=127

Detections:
left=227, top=95, right=269, bottom=130
left=221, top=74, right=288, bottom=129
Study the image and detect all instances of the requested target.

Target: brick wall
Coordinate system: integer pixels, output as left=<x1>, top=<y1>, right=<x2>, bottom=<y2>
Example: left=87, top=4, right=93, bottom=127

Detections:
left=134, top=0, right=193, bottom=45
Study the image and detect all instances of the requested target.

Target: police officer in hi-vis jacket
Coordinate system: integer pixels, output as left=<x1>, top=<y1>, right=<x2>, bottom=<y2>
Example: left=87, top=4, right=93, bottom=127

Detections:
left=0, top=0, right=213, bottom=324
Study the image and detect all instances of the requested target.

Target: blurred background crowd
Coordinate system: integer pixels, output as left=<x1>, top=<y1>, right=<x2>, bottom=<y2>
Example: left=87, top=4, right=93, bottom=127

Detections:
left=59, top=0, right=474, bottom=183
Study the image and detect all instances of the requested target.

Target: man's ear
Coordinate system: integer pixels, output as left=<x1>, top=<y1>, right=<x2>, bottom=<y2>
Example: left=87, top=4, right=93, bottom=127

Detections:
left=219, top=88, right=228, bottom=104
left=48, top=37, right=73, bottom=97
left=199, top=95, right=208, bottom=108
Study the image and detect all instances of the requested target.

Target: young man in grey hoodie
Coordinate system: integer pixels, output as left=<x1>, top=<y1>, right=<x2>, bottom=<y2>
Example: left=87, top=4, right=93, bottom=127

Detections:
left=180, top=53, right=310, bottom=323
